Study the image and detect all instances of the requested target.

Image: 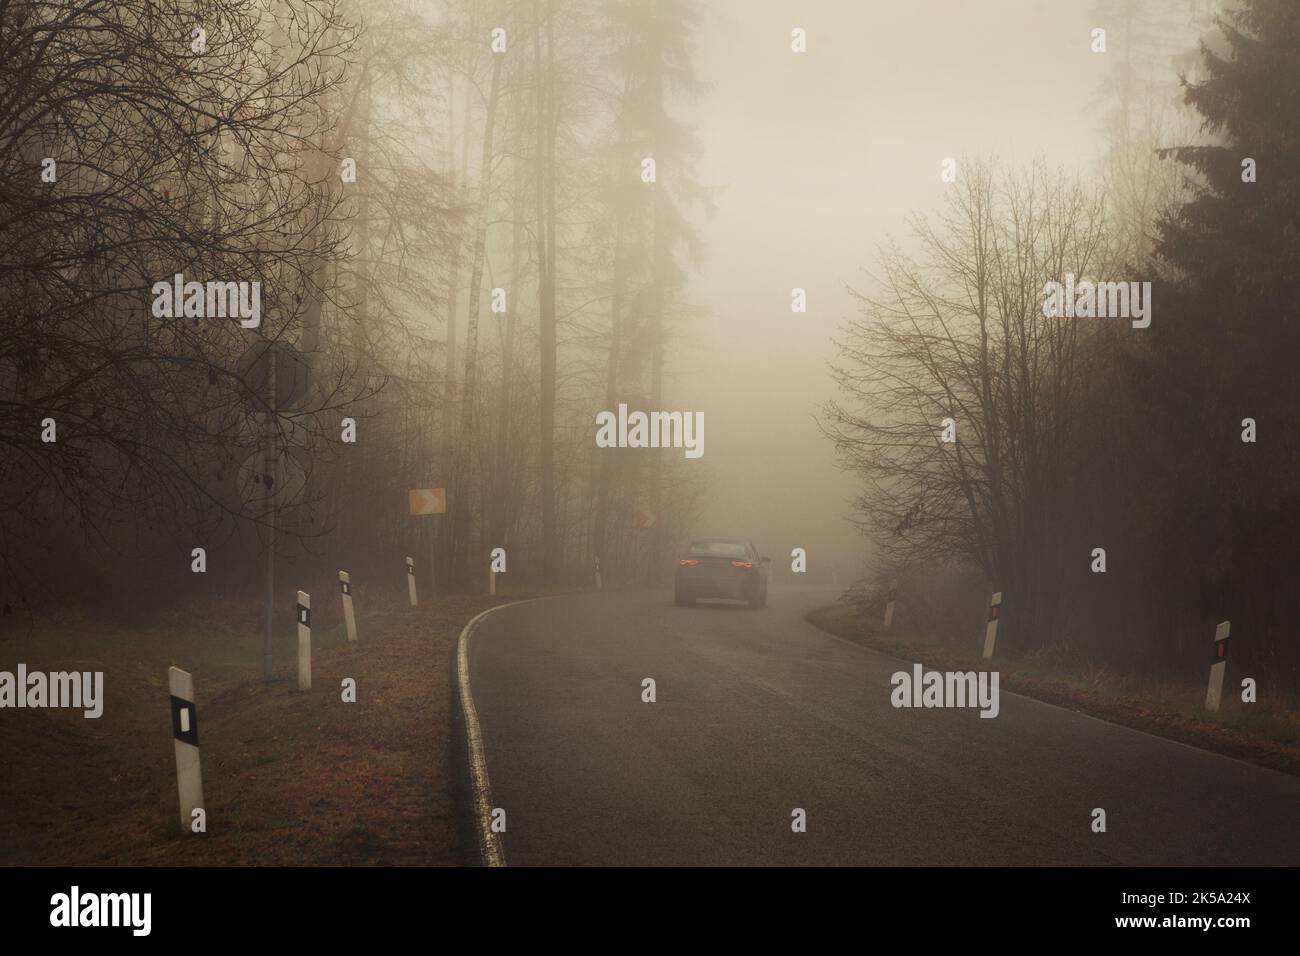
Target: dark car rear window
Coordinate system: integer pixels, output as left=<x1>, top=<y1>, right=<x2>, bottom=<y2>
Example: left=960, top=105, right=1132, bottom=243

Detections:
left=687, top=540, right=749, bottom=558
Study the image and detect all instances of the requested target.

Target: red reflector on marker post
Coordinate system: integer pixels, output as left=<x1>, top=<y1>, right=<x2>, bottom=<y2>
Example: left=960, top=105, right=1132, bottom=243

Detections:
left=983, top=591, right=1002, bottom=659
left=1206, top=621, right=1230, bottom=712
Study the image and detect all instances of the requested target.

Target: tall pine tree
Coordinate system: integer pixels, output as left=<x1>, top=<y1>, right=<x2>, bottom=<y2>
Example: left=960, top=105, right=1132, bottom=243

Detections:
left=1137, top=0, right=1300, bottom=694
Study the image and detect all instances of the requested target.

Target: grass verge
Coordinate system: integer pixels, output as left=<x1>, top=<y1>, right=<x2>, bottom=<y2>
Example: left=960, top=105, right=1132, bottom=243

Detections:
left=807, top=601, right=1300, bottom=777
left=0, top=592, right=546, bottom=865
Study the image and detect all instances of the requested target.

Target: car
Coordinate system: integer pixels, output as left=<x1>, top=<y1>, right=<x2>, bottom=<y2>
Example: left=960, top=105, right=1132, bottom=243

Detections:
left=673, top=538, right=770, bottom=608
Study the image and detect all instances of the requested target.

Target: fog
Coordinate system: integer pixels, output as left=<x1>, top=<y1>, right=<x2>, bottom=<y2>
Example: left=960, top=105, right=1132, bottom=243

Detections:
left=9, top=0, right=1300, bottom=882
left=675, top=0, right=1160, bottom=576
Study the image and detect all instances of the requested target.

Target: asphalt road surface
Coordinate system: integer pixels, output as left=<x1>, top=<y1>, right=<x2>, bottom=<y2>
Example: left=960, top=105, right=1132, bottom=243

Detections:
left=467, top=588, right=1300, bottom=866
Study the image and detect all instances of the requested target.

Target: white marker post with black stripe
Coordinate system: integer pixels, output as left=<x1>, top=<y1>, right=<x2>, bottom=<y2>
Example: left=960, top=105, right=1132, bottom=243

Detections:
left=406, top=555, right=418, bottom=607
left=982, top=591, right=1002, bottom=659
left=884, top=580, right=898, bottom=630
left=1206, top=620, right=1230, bottom=712
left=169, top=666, right=204, bottom=833
left=339, top=571, right=357, bottom=643
left=296, top=590, right=311, bottom=691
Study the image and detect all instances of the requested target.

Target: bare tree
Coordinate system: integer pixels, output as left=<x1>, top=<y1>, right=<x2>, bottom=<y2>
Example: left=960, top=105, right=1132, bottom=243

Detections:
left=0, top=0, right=363, bottom=603
left=823, top=158, right=1114, bottom=651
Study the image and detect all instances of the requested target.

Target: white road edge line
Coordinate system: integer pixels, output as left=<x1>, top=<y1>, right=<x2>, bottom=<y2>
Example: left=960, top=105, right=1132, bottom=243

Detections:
left=803, top=603, right=1299, bottom=782
left=457, top=596, right=555, bottom=867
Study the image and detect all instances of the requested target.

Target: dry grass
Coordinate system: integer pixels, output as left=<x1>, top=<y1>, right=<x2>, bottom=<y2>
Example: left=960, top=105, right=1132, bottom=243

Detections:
left=0, top=591, right=540, bottom=866
left=808, top=601, right=1300, bottom=777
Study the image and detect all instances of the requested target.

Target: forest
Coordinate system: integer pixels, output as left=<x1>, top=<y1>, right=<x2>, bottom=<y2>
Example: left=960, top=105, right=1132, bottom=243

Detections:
left=3, top=0, right=1297, bottom=702
left=824, top=0, right=1300, bottom=699
left=0, top=0, right=710, bottom=618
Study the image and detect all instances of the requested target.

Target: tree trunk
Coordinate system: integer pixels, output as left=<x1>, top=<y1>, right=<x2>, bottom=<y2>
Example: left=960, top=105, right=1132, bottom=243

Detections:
left=648, top=6, right=666, bottom=580
left=536, top=0, right=558, bottom=580
left=451, top=51, right=505, bottom=585
left=492, top=154, right=525, bottom=555
left=594, top=218, right=625, bottom=576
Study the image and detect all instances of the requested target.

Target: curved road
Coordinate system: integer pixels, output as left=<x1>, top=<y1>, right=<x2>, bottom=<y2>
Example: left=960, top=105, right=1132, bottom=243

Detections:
left=466, top=588, right=1300, bottom=866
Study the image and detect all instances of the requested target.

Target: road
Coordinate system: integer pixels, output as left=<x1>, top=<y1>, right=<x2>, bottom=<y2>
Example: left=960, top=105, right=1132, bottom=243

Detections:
left=465, top=588, right=1300, bottom=866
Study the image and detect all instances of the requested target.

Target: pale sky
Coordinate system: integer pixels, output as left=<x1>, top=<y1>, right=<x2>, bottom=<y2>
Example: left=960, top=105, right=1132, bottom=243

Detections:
left=670, top=0, right=1200, bottom=578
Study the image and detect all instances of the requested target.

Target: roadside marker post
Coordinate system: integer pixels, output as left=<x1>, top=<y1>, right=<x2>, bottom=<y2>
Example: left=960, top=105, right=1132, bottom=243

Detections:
left=168, top=667, right=204, bottom=833
left=982, top=591, right=1002, bottom=659
left=1206, top=620, right=1230, bottom=712
left=296, top=591, right=311, bottom=691
left=339, top=571, right=357, bottom=642
left=884, top=579, right=898, bottom=630
left=406, top=556, right=418, bottom=607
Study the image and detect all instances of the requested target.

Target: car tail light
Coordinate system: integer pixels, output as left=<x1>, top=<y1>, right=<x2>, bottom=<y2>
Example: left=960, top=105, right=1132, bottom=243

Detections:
left=678, top=558, right=699, bottom=566
left=732, top=560, right=753, bottom=568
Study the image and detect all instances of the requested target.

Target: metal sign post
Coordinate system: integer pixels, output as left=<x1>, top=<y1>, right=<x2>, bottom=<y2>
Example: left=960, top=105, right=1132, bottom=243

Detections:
left=237, top=340, right=308, bottom=682
left=263, top=348, right=276, bottom=682
left=410, top=488, right=447, bottom=600
left=428, top=521, right=437, bottom=599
